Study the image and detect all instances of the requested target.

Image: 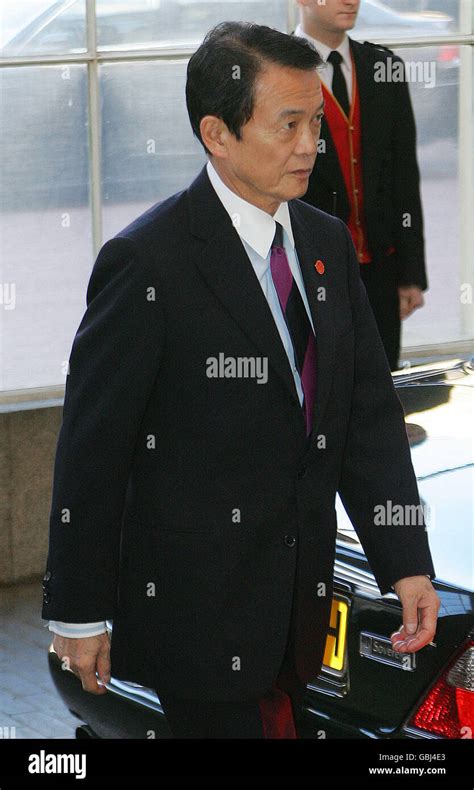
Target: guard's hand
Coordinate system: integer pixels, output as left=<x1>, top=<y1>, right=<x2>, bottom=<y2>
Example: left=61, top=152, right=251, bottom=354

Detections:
left=390, top=575, right=440, bottom=653
left=398, top=286, right=424, bottom=319
left=52, top=632, right=111, bottom=695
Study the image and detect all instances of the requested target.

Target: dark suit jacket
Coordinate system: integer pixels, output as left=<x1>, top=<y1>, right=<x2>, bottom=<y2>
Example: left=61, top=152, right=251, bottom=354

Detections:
left=301, top=38, right=428, bottom=291
left=42, top=164, right=435, bottom=701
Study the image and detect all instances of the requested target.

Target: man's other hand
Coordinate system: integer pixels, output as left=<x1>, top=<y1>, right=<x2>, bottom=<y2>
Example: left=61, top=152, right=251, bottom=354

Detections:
left=390, top=575, right=440, bottom=654
left=398, top=285, right=424, bottom=319
left=52, top=632, right=111, bottom=694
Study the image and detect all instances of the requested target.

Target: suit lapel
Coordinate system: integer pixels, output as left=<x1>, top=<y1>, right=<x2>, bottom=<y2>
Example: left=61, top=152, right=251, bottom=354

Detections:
left=349, top=38, right=381, bottom=205
left=187, top=166, right=337, bottom=446
left=312, top=111, right=346, bottom=206
left=187, top=166, right=301, bottom=406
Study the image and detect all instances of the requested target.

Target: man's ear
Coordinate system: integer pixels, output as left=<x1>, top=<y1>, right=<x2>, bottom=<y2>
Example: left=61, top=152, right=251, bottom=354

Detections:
left=200, top=116, right=230, bottom=160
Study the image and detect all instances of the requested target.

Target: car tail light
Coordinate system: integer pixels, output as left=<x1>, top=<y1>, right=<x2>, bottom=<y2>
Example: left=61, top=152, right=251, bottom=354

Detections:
left=437, top=46, right=459, bottom=64
left=408, top=640, right=473, bottom=738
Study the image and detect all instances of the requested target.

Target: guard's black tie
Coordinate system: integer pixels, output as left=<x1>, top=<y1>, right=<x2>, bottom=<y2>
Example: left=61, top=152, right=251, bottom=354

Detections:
left=327, top=50, right=350, bottom=117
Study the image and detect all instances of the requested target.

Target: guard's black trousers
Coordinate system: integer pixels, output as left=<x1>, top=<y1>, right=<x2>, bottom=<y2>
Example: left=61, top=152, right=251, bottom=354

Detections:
left=360, top=253, right=402, bottom=372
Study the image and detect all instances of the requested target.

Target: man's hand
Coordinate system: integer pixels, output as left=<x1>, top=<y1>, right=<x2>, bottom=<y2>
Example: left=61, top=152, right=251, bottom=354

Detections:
left=390, top=575, right=440, bottom=653
left=52, top=632, right=111, bottom=695
left=398, top=286, right=424, bottom=319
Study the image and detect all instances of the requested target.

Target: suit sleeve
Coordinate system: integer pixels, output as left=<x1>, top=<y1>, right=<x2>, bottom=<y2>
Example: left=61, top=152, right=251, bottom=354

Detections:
left=337, top=221, right=435, bottom=595
left=390, top=54, right=428, bottom=290
left=42, top=236, right=165, bottom=622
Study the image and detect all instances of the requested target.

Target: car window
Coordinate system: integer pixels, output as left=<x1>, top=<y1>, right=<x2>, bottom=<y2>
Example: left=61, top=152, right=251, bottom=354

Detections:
left=356, top=0, right=411, bottom=28
left=1, top=0, right=86, bottom=56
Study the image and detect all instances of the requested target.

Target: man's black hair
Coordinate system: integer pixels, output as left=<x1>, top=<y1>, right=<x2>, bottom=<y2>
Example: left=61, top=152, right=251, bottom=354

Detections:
left=186, top=21, right=323, bottom=156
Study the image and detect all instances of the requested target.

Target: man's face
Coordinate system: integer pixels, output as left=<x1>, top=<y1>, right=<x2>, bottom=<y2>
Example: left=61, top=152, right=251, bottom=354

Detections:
left=210, top=64, right=324, bottom=215
left=302, top=0, right=360, bottom=33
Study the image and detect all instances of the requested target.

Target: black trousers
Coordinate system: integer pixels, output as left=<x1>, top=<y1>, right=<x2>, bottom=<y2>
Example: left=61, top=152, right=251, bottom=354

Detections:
left=158, top=651, right=306, bottom=739
left=157, top=583, right=307, bottom=738
left=359, top=254, right=401, bottom=372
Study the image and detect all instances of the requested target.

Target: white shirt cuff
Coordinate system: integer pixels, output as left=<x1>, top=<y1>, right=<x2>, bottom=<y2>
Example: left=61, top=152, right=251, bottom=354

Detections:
left=48, top=620, right=108, bottom=638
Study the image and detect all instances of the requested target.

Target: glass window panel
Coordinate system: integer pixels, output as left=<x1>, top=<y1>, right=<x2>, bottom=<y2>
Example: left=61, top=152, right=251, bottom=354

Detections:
left=0, top=3, right=472, bottom=394
left=398, top=45, right=465, bottom=348
left=100, top=60, right=206, bottom=238
left=0, top=0, right=86, bottom=58
left=96, top=0, right=287, bottom=51
left=389, top=1, right=467, bottom=32
left=352, top=0, right=460, bottom=41
left=0, top=64, right=91, bottom=390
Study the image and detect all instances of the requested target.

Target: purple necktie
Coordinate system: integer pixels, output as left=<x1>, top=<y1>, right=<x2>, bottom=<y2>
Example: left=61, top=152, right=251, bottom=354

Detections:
left=270, top=222, right=316, bottom=435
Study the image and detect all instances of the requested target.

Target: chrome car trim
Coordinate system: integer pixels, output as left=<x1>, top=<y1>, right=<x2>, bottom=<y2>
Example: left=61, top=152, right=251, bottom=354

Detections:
left=106, top=678, right=164, bottom=712
left=359, top=631, right=417, bottom=671
left=401, top=725, right=443, bottom=739
left=334, top=559, right=399, bottom=601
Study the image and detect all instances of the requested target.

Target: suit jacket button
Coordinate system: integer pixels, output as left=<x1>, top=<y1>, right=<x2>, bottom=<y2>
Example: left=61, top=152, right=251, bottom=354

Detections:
left=297, top=466, right=307, bottom=479
left=43, top=593, right=50, bottom=604
left=284, top=534, right=296, bottom=547
left=43, top=571, right=52, bottom=582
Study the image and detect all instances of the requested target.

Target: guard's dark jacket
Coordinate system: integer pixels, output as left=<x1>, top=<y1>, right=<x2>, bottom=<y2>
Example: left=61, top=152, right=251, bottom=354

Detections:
left=302, top=38, right=428, bottom=290
left=42, top=164, right=435, bottom=701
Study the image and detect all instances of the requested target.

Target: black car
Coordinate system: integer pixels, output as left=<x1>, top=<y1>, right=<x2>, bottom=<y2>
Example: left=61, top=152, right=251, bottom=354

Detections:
left=47, top=357, right=474, bottom=739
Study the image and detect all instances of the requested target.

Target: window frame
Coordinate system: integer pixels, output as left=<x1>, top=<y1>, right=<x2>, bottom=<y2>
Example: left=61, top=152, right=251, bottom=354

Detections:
left=0, top=0, right=472, bottom=399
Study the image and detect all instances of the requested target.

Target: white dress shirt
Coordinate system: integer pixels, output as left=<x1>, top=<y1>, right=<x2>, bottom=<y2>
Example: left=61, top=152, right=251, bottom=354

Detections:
left=205, top=158, right=316, bottom=380
left=294, top=25, right=353, bottom=104
left=48, top=158, right=316, bottom=639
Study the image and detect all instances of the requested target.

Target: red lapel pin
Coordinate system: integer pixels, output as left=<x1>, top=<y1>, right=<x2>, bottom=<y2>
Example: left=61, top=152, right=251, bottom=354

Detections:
left=314, top=259, right=325, bottom=275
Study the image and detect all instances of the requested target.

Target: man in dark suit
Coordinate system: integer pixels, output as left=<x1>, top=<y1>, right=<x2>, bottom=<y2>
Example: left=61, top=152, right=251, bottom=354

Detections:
left=295, top=0, right=427, bottom=370
left=42, top=21, right=439, bottom=738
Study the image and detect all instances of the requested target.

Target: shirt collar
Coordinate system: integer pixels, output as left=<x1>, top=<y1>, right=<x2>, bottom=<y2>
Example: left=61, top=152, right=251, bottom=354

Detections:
left=294, top=24, right=351, bottom=71
left=206, top=159, right=295, bottom=261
